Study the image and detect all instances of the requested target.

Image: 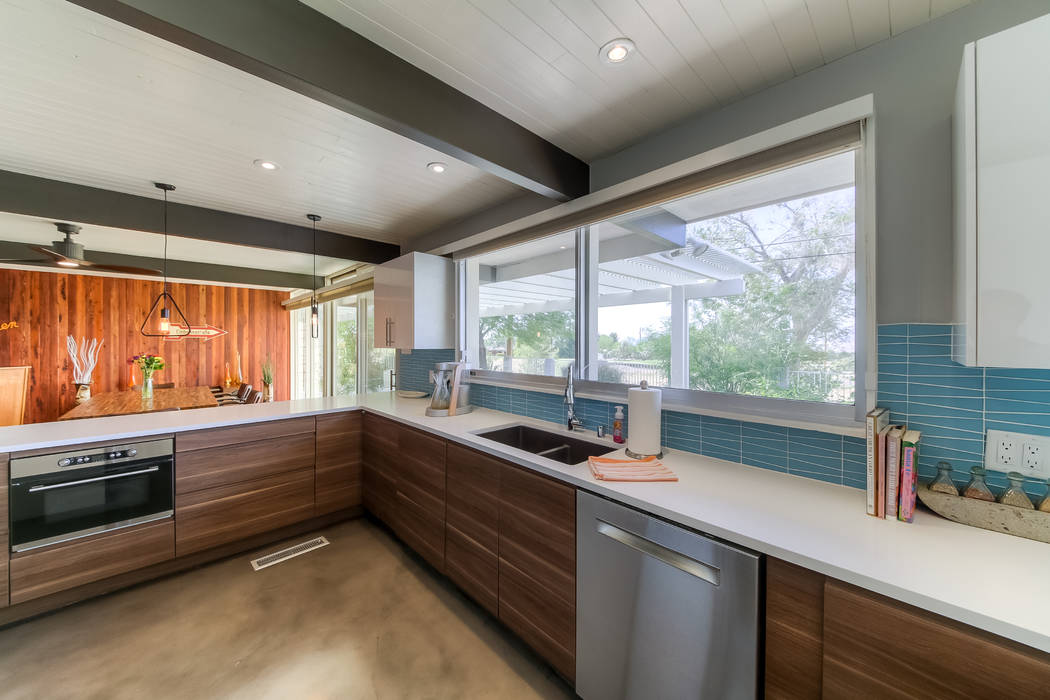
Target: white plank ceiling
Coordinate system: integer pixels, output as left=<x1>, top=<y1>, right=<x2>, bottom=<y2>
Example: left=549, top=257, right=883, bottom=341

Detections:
left=0, top=0, right=530, bottom=245
left=303, top=0, right=974, bottom=160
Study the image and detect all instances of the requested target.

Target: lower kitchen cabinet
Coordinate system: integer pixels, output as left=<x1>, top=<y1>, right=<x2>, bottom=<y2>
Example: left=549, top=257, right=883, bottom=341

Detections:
left=175, top=468, right=315, bottom=555
left=765, top=556, right=1050, bottom=699
left=9, top=519, right=174, bottom=605
left=394, top=424, right=446, bottom=572
left=315, top=411, right=363, bottom=515
left=445, top=443, right=500, bottom=615
left=1, top=453, right=9, bottom=607
left=498, top=463, right=576, bottom=682
left=362, top=412, right=399, bottom=528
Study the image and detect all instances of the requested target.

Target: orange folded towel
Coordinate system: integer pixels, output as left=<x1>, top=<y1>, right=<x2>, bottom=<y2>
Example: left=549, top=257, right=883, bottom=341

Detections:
left=588, top=455, right=678, bottom=482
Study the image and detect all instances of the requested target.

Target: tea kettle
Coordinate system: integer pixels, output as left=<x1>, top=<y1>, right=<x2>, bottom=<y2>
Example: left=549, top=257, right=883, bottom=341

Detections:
left=425, top=362, right=473, bottom=417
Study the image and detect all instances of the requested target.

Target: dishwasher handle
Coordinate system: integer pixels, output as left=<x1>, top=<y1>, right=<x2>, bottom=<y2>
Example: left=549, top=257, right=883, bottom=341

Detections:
left=596, top=519, right=721, bottom=586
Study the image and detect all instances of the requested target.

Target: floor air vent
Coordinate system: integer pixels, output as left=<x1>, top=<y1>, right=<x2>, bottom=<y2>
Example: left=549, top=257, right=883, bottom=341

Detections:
left=250, top=536, right=329, bottom=571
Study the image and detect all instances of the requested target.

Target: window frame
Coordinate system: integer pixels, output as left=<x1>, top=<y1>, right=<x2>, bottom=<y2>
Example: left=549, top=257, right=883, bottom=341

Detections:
left=459, top=101, right=876, bottom=431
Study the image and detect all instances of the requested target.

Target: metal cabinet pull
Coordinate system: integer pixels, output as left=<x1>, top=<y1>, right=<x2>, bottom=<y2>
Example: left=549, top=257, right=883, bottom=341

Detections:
left=596, top=519, right=721, bottom=586
left=28, top=466, right=160, bottom=492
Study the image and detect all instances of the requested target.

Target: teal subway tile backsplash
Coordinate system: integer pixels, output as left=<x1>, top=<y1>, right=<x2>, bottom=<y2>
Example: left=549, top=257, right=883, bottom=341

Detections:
left=396, top=349, right=456, bottom=393
left=463, top=323, right=1050, bottom=497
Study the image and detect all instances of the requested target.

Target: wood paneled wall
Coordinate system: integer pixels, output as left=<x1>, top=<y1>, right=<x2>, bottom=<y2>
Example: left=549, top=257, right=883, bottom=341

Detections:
left=0, top=268, right=290, bottom=423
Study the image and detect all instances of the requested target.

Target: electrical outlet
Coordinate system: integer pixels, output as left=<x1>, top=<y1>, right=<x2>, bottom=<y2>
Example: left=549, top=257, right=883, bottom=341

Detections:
left=985, top=429, right=1050, bottom=478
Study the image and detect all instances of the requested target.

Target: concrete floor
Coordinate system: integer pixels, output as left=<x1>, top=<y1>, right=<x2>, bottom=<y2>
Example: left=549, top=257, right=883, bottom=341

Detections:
left=0, top=519, right=576, bottom=699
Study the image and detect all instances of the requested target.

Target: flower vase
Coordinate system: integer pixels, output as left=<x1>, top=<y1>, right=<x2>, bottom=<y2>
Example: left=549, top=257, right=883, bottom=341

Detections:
left=263, top=382, right=274, bottom=402
left=142, top=376, right=154, bottom=399
left=74, top=383, right=91, bottom=405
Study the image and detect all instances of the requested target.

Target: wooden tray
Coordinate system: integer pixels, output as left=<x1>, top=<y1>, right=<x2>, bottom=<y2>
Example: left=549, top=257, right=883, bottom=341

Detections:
left=917, top=483, right=1050, bottom=544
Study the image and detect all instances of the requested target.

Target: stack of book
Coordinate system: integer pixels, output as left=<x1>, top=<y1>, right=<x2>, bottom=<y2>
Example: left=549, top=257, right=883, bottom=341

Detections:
left=866, top=407, right=922, bottom=522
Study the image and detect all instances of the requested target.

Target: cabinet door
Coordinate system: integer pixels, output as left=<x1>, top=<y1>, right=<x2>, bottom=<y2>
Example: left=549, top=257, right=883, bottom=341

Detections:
left=395, top=424, right=446, bottom=571
left=175, top=469, right=315, bottom=556
left=9, top=519, right=174, bottom=605
left=765, top=558, right=824, bottom=700
left=445, top=443, right=499, bottom=615
left=373, top=255, right=412, bottom=349
left=362, top=413, right=399, bottom=526
left=822, top=579, right=1050, bottom=698
left=0, top=453, right=8, bottom=608
left=498, top=463, right=576, bottom=681
left=975, top=14, right=1050, bottom=367
left=315, top=411, right=362, bottom=515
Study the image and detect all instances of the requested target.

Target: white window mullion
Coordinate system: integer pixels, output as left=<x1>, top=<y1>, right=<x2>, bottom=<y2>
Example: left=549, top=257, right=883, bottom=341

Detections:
left=670, top=285, right=688, bottom=389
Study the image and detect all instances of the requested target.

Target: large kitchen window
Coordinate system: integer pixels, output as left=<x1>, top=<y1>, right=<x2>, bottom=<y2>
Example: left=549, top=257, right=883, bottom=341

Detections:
left=460, top=121, right=868, bottom=423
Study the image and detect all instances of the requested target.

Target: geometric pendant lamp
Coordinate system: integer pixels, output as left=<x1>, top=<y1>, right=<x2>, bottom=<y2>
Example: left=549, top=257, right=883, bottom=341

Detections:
left=141, top=182, right=191, bottom=337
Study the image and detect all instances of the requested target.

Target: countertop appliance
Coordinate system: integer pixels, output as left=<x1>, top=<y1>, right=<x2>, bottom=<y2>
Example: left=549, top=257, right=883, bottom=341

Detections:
left=425, top=361, right=473, bottom=417
left=576, top=491, right=761, bottom=699
left=9, top=438, right=174, bottom=552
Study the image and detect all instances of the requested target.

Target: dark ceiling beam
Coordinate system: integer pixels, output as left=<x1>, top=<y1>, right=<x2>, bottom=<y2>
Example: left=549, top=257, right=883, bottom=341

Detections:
left=0, top=242, right=322, bottom=289
left=0, top=169, right=399, bottom=264
left=66, top=0, right=590, bottom=201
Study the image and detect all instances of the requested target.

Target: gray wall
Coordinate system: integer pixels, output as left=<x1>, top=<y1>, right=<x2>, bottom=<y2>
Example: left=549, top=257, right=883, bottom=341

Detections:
left=589, top=1, right=1049, bottom=324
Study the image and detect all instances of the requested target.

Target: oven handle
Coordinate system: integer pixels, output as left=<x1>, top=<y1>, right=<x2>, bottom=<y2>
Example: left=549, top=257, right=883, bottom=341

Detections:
left=27, top=466, right=161, bottom=492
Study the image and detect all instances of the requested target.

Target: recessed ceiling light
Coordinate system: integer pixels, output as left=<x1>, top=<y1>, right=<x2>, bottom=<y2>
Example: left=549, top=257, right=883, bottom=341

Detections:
left=600, top=38, right=635, bottom=64
left=427, top=162, right=447, bottom=174
left=253, top=159, right=280, bottom=171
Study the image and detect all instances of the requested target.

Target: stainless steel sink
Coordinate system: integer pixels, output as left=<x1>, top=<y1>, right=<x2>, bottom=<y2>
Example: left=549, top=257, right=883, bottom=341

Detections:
left=474, top=424, right=618, bottom=465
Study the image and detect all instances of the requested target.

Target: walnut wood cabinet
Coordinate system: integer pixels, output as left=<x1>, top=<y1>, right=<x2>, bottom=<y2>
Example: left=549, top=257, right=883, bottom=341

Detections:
left=174, top=417, right=317, bottom=556
left=445, top=443, right=500, bottom=616
left=765, top=556, right=1050, bottom=699
left=498, top=462, right=576, bottom=682
left=9, top=519, right=174, bottom=605
left=362, top=412, right=399, bottom=530
left=0, top=452, right=9, bottom=608
left=315, top=411, right=362, bottom=515
left=394, top=422, right=447, bottom=572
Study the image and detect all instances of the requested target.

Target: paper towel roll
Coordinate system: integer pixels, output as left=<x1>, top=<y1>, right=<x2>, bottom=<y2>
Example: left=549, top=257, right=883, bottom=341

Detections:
left=627, top=382, right=661, bottom=457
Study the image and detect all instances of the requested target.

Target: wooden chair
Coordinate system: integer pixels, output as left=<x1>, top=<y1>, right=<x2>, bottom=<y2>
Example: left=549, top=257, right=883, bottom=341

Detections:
left=0, top=366, right=30, bottom=426
left=246, top=390, right=264, bottom=404
left=217, top=383, right=252, bottom=406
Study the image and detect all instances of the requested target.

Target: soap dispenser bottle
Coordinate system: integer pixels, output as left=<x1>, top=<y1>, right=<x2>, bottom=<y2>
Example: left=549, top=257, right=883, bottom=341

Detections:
left=612, top=406, right=625, bottom=444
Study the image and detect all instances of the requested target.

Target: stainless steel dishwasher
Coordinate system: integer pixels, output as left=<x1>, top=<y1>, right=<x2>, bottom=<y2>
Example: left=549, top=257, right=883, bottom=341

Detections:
left=576, top=491, right=761, bottom=699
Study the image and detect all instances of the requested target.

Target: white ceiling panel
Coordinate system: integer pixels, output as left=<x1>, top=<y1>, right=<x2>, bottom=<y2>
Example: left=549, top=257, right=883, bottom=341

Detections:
left=0, top=0, right=531, bottom=245
left=302, top=0, right=973, bottom=161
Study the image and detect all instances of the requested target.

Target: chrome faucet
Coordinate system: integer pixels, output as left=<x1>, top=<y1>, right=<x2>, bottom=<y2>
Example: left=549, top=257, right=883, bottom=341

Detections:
left=565, top=363, right=583, bottom=431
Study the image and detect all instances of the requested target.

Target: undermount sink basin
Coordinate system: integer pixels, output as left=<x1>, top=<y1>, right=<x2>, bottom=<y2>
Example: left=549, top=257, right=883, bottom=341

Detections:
left=475, top=424, right=618, bottom=465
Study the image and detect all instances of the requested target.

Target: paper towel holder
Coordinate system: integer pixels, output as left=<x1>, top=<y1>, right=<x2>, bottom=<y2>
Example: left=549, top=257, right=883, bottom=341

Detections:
left=625, top=380, right=664, bottom=460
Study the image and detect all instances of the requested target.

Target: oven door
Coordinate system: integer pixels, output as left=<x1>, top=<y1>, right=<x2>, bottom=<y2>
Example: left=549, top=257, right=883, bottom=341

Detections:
left=9, top=457, right=174, bottom=551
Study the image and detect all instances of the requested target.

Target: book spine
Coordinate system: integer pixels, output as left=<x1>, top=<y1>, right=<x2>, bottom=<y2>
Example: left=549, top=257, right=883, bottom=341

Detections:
left=899, top=444, right=918, bottom=522
left=866, top=413, right=877, bottom=515
left=885, top=434, right=900, bottom=518
left=876, top=430, right=888, bottom=518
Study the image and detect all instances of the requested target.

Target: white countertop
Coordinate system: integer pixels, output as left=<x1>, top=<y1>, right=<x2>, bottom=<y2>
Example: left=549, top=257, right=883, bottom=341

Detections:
left=2, top=394, right=1049, bottom=654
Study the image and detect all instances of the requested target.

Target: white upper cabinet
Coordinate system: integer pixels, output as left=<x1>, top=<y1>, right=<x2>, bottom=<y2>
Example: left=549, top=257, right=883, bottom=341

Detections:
left=373, top=252, right=454, bottom=350
left=953, top=13, right=1050, bottom=368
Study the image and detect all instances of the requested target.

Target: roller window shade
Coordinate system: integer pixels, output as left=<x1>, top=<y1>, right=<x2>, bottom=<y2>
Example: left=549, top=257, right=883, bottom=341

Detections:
left=453, top=121, right=863, bottom=260
left=283, top=277, right=374, bottom=310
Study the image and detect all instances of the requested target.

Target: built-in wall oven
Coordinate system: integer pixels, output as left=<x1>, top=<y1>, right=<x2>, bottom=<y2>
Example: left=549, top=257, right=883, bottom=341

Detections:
left=9, top=438, right=174, bottom=552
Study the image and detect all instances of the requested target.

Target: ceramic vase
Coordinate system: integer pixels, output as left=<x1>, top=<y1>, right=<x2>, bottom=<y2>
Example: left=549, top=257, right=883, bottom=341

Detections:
left=263, top=382, right=274, bottom=402
left=74, top=382, right=91, bottom=405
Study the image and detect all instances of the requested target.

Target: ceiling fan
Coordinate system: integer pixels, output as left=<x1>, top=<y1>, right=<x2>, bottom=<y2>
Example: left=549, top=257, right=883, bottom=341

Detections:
left=0, top=223, right=161, bottom=275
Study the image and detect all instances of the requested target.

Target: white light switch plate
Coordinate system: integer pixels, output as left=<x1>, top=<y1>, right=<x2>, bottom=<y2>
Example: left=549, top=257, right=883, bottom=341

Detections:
left=985, top=429, right=1050, bottom=478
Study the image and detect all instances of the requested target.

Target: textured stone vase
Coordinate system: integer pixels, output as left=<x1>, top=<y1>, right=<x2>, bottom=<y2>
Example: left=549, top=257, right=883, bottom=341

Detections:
left=74, top=382, right=91, bottom=405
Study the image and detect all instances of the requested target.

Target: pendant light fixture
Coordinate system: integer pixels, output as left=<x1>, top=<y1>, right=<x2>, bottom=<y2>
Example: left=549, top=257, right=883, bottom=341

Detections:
left=141, top=183, right=191, bottom=337
left=307, top=213, right=321, bottom=339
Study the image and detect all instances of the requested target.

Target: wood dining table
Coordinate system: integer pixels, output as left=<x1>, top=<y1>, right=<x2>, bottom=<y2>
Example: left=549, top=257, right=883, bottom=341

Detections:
left=58, top=385, right=219, bottom=420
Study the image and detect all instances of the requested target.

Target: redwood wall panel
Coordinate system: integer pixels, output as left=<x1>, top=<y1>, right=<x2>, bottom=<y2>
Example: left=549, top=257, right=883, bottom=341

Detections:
left=0, top=268, right=290, bottom=423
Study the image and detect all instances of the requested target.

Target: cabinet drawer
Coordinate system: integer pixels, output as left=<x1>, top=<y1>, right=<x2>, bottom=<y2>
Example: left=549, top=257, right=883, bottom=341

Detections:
left=445, top=523, right=497, bottom=616
left=175, top=468, right=315, bottom=556
left=398, top=425, right=445, bottom=518
left=364, top=412, right=399, bottom=449
left=315, top=411, right=362, bottom=515
left=364, top=460, right=398, bottom=526
left=445, top=443, right=499, bottom=553
left=175, top=433, right=315, bottom=495
left=176, top=416, right=315, bottom=452
left=499, top=557, right=575, bottom=681
left=396, top=488, right=445, bottom=572
left=9, top=519, right=174, bottom=604
left=499, top=464, right=575, bottom=606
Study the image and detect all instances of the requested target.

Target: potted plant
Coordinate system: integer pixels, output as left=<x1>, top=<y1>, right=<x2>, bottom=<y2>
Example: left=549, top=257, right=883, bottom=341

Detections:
left=132, top=353, right=165, bottom=399
left=67, top=336, right=102, bottom=404
left=261, top=356, right=274, bottom=402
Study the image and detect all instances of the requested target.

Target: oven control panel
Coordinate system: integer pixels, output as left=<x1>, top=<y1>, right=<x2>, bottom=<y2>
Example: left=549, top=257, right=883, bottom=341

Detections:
left=57, top=447, right=138, bottom=467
